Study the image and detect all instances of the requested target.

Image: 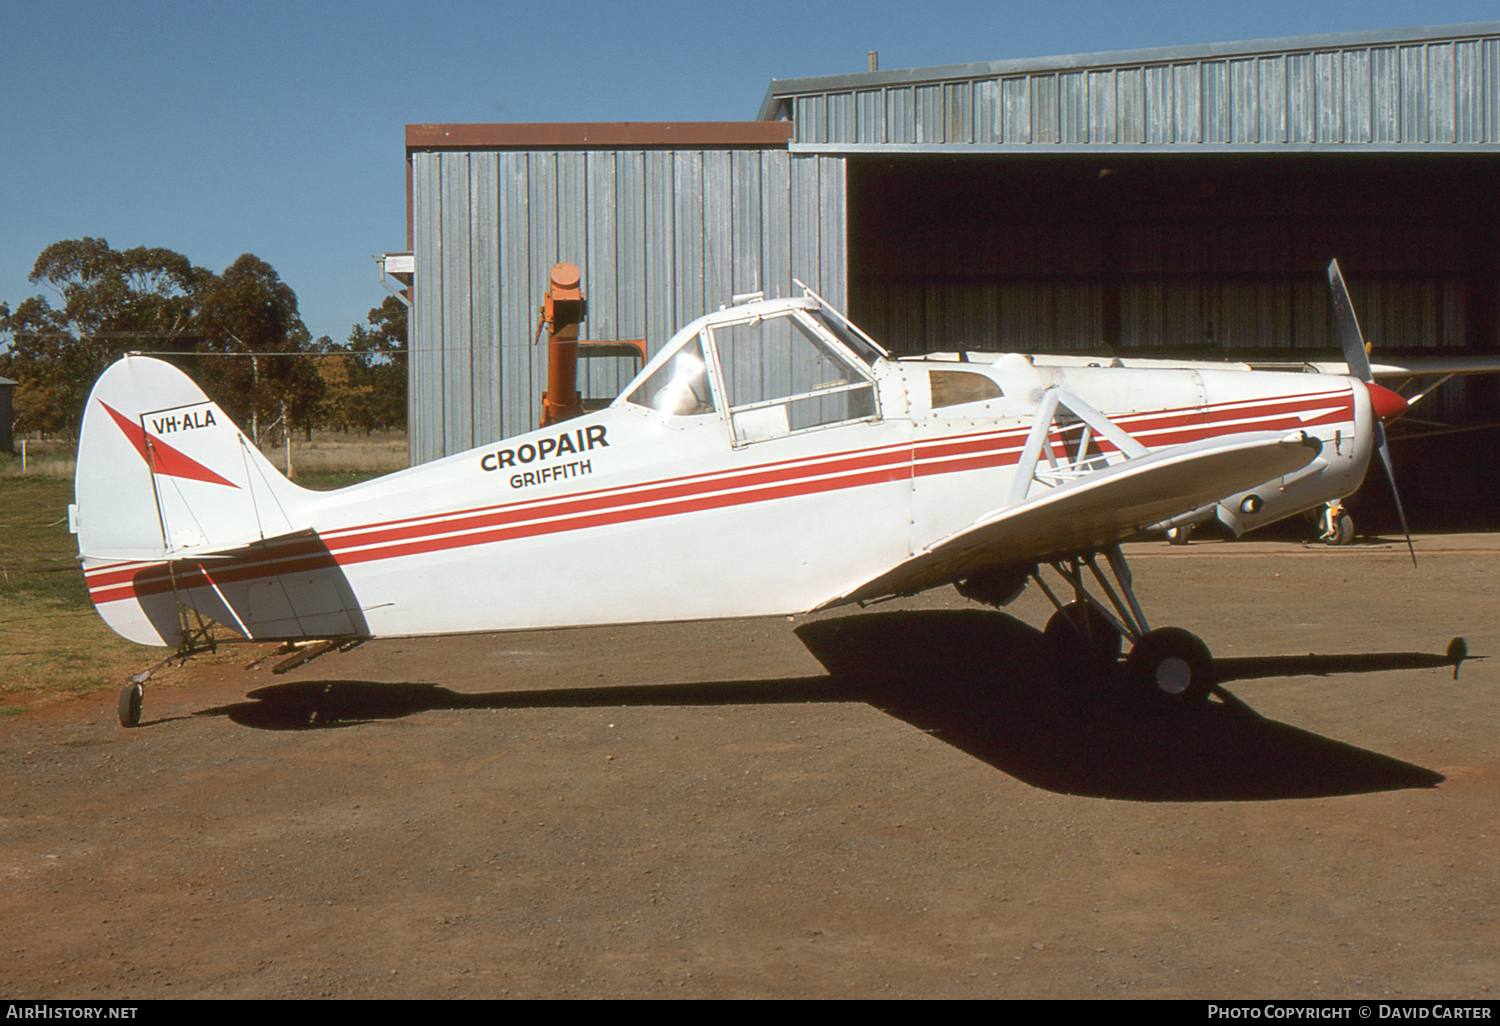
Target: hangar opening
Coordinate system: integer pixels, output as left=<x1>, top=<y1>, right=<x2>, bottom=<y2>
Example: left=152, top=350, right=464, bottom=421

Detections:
left=847, top=154, right=1499, bottom=358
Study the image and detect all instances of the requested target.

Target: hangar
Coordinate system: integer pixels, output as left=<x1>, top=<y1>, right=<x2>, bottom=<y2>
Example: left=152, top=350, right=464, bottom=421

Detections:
left=401, top=21, right=1500, bottom=527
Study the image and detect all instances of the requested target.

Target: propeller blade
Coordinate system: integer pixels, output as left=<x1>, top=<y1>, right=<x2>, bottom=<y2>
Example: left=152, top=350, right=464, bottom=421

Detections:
left=1374, top=421, right=1418, bottom=567
left=1328, top=259, right=1374, bottom=382
left=1331, top=259, right=1416, bottom=566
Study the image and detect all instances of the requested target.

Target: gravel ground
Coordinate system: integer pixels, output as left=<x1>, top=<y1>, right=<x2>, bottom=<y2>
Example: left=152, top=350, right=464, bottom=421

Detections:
left=2, top=535, right=1497, bottom=999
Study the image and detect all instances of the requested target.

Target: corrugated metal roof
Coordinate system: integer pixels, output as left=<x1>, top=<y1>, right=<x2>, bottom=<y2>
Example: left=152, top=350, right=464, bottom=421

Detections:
left=758, top=22, right=1500, bottom=151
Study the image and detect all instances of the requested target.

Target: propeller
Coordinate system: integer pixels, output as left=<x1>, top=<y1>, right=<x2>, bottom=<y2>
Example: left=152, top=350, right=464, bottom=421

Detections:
left=1327, top=258, right=1417, bottom=566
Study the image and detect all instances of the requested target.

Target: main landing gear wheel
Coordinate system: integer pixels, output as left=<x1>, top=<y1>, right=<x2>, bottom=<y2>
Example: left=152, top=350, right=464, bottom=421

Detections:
left=118, top=683, right=143, bottom=728
left=1125, top=627, right=1213, bottom=705
left=1044, top=602, right=1123, bottom=674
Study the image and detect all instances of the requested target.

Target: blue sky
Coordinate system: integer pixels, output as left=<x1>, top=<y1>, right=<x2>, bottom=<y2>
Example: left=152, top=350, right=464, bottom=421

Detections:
left=2, top=0, right=1496, bottom=344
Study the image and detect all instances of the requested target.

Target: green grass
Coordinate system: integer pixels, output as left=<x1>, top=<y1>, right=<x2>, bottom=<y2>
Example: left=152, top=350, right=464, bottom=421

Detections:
left=0, top=477, right=155, bottom=699
left=0, top=442, right=76, bottom=479
left=1, top=477, right=88, bottom=603
left=0, top=464, right=398, bottom=706
left=291, top=468, right=397, bottom=491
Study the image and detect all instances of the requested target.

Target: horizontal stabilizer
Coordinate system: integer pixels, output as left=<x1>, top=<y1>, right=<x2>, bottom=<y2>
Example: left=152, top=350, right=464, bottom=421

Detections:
left=76, top=356, right=327, bottom=647
left=83, top=529, right=370, bottom=647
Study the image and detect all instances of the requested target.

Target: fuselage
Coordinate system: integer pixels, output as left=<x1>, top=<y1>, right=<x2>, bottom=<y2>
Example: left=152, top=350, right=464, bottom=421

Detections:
left=77, top=296, right=1375, bottom=648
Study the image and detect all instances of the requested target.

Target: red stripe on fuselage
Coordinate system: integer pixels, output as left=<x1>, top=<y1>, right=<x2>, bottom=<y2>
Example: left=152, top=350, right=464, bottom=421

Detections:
left=88, top=387, right=1354, bottom=606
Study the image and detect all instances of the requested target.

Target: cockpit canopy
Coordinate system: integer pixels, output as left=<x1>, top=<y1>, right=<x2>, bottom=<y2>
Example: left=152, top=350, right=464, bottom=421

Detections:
left=621, top=294, right=887, bottom=445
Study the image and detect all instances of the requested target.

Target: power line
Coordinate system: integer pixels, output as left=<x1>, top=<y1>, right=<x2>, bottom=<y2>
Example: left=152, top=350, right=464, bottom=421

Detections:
left=125, top=349, right=407, bottom=358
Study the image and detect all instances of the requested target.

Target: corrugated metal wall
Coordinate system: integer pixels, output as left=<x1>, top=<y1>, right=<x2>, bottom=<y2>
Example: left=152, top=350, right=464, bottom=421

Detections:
left=410, top=149, right=845, bottom=462
left=769, top=22, right=1500, bottom=434
left=776, top=27, right=1500, bottom=149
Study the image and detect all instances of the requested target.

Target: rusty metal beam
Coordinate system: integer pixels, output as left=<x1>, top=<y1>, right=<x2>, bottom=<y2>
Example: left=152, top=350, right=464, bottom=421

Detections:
left=406, top=121, right=794, bottom=152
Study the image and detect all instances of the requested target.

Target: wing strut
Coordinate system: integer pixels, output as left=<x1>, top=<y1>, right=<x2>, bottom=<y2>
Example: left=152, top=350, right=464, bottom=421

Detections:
left=1402, top=373, right=1456, bottom=410
left=1009, top=389, right=1148, bottom=505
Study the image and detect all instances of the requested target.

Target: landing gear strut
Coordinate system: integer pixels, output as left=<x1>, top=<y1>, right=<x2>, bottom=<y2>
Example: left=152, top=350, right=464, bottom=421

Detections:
left=1028, top=544, right=1215, bottom=704
left=115, top=572, right=222, bottom=728
left=116, top=607, right=220, bottom=727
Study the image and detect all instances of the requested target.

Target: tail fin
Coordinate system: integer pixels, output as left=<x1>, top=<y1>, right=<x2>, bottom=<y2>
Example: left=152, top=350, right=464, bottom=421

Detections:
left=76, top=355, right=312, bottom=644
left=76, top=355, right=308, bottom=557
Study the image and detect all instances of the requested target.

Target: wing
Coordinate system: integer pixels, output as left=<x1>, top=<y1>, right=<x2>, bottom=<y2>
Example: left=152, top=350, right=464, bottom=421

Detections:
left=1296, top=355, right=1500, bottom=428
left=1299, top=356, right=1500, bottom=378
left=1022, top=355, right=1500, bottom=379
left=824, top=431, right=1321, bottom=607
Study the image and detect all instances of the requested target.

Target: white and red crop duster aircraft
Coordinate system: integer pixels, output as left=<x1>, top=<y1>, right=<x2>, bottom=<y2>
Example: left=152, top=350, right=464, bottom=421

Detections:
left=75, top=261, right=1419, bottom=727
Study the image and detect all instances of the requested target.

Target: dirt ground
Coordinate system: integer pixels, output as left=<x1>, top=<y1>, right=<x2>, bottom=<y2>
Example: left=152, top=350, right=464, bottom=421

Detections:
left=2, top=534, right=1498, bottom=999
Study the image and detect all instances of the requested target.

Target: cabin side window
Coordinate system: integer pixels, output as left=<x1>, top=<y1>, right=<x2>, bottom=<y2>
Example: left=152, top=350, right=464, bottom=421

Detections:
left=624, top=335, right=717, bottom=417
left=711, top=313, right=878, bottom=445
left=929, top=369, right=1003, bottom=409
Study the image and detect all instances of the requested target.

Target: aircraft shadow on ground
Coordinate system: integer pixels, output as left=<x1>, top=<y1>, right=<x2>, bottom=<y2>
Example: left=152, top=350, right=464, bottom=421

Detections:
left=197, top=608, right=1457, bottom=803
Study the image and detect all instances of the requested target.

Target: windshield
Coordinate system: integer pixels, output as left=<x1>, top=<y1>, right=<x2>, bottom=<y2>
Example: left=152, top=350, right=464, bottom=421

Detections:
left=711, top=311, right=878, bottom=443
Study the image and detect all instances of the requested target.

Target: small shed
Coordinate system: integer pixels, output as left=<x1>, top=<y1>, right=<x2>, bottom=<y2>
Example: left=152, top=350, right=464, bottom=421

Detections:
left=403, top=121, right=829, bottom=463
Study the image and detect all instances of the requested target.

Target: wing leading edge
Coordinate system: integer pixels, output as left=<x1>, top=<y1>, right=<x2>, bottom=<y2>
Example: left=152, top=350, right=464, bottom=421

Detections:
left=825, top=431, right=1323, bottom=608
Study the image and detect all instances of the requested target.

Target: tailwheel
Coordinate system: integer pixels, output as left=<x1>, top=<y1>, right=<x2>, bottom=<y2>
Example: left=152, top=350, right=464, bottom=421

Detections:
left=1318, top=500, right=1355, bottom=546
left=118, top=682, right=143, bottom=728
left=1044, top=601, right=1123, bottom=675
left=1125, top=627, right=1214, bottom=705
left=1326, top=513, right=1355, bottom=546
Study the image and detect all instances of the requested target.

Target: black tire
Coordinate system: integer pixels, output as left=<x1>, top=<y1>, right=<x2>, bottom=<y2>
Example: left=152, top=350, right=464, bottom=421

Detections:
left=118, top=683, right=143, bottom=728
left=1126, top=627, right=1213, bottom=704
left=1044, top=602, right=1123, bottom=673
left=1166, top=525, right=1191, bottom=546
